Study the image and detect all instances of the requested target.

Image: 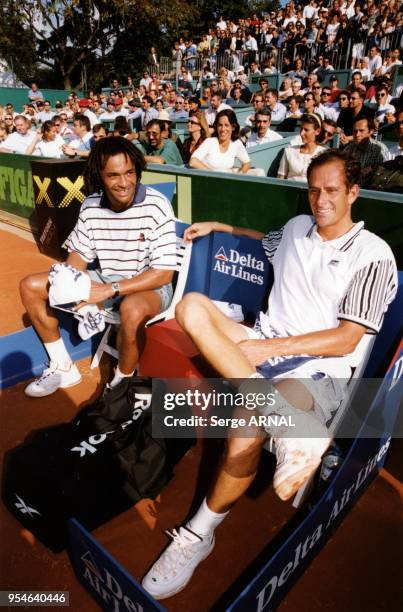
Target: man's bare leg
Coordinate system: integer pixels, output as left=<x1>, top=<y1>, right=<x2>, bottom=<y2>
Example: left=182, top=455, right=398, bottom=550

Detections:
left=108, top=290, right=162, bottom=387
left=20, top=272, right=61, bottom=342
left=175, top=292, right=255, bottom=378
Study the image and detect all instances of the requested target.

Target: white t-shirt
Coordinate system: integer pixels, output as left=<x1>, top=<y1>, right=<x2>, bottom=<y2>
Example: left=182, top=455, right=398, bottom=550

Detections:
left=368, top=54, right=382, bottom=77
left=191, top=137, right=250, bottom=171
left=261, top=215, right=397, bottom=372
left=2, top=131, right=36, bottom=154
left=246, top=130, right=283, bottom=148
left=277, top=145, right=326, bottom=181
left=33, top=135, right=65, bottom=158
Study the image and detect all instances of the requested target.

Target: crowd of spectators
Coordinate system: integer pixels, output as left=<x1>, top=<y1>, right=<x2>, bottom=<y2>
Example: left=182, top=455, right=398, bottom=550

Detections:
left=0, top=0, right=402, bottom=186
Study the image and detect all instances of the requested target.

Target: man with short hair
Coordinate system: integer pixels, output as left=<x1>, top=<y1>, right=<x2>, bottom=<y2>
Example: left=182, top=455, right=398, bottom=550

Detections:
left=28, top=82, right=44, bottom=103
left=246, top=109, right=283, bottom=147
left=138, top=119, right=183, bottom=165
left=205, top=93, right=231, bottom=127
left=113, top=97, right=129, bottom=118
left=337, top=88, right=375, bottom=144
left=264, top=89, right=286, bottom=122
left=373, top=87, right=395, bottom=125
left=347, top=71, right=367, bottom=95
left=368, top=46, right=382, bottom=79
left=0, top=115, right=36, bottom=154
left=62, top=114, right=92, bottom=158
left=245, top=93, right=265, bottom=127
left=319, top=119, right=337, bottom=145
left=78, top=98, right=98, bottom=127
left=21, top=138, right=176, bottom=397
left=328, top=76, right=341, bottom=103
left=142, top=149, right=397, bottom=599
left=37, top=100, right=56, bottom=123
left=345, top=116, right=390, bottom=183
left=140, top=71, right=152, bottom=89
left=318, top=87, right=339, bottom=121
left=169, top=96, right=189, bottom=120
left=129, top=95, right=158, bottom=129
left=99, top=99, right=117, bottom=121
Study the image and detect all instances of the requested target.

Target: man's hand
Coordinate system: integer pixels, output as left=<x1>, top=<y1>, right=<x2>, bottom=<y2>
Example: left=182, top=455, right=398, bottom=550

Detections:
left=238, top=339, right=278, bottom=366
left=73, top=281, right=112, bottom=310
left=183, top=222, right=217, bottom=242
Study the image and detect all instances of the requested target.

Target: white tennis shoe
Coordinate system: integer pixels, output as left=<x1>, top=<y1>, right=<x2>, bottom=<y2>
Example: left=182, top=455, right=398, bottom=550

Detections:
left=24, top=361, right=82, bottom=398
left=269, top=413, right=331, bottom=501
left=142, top=526, right=215, bottom=599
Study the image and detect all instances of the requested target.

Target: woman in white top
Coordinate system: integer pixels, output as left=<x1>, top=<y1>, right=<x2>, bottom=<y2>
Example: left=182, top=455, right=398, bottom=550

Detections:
left=277, top=114, right=326, bottom=182
left=26, top=120, right=65, bottom=158
left=190, top=109, right=251, bottom=174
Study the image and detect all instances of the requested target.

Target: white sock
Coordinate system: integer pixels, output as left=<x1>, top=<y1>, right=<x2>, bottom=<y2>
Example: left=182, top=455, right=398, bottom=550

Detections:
left=44, top=338, right=72, bottom=369
left=186, top=498, right=229, bottom=539
left=109, top=365, right=135, bottom=388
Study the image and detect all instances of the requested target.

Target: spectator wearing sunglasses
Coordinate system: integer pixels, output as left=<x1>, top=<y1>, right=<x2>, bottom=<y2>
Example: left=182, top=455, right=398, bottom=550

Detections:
left=374, top=87, right=396, bottom=125
left=4, top=114, right=15, bottom=135
left=317, top=88, right=339, bottom=121
left=337, top=88, right=375, bottom=144
left=182, top=111, right=209, bottom=164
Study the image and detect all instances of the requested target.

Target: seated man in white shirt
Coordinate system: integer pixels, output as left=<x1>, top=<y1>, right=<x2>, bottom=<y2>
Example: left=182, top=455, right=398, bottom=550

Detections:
left=0, top=115, right=36, bottom=154
left=264, top=88, right=287, bottom=123
left=142, top=149, right=397, bottom=600
left=246, top=109, right=283, bottom=147
left=62, top=114, right=93, bottom=159
left=20, top=137, right=176, bottom=398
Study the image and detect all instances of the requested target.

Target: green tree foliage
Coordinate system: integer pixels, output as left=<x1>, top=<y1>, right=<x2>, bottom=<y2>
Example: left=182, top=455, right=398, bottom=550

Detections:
left=0, top=0, right=280, bottom=90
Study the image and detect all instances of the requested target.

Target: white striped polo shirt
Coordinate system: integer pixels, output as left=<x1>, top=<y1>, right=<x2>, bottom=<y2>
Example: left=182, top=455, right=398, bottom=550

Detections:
left=261, top=215, right=397, bottom=370
left=63, top=184, right=177, bottom=278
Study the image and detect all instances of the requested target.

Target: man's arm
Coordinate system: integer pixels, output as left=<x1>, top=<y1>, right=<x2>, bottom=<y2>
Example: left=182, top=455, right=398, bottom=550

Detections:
left=85, top=268, right=174, bottom=305
left=184, top=221, right=264, bottom=241
left=238, top=320, right=367, bottom=365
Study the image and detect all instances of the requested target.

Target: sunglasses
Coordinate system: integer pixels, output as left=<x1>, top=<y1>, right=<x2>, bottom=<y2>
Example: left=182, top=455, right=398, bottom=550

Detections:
left=376, top=93, right=386, bottom=98
left=313, top=86, right=321, bottom=89
left=188, top=119, right=200, bottom=125
left=5, top=116, right=13, bottom=120
left=340, top=96, right=348, bottom=101
left=324, top=130, right=334, bottom=137
left=322, top=92, right=331, bottom=96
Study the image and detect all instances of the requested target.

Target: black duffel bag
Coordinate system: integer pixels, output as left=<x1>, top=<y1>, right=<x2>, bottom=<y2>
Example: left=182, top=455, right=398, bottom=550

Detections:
left=2, top=376, right=173, bottom=552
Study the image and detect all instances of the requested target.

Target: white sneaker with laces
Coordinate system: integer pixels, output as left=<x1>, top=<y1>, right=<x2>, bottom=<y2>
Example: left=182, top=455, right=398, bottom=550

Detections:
left=269, top=415, right=331, bottom=501
left=24, top=361, right=82, bottom=398
left=142, top=526, right=215, bottom=599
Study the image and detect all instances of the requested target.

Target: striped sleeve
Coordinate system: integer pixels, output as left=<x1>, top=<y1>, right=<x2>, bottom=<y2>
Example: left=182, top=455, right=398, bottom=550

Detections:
left=262, top=228, right=284, bottom=263
left=149, top=216, right=177, bottom=270
left=62, top=211, right=96, bottom=263
left=338, top=260, right=398, bottom=332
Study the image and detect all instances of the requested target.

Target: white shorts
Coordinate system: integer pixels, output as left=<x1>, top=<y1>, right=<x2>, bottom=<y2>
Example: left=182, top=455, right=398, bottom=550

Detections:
left=239, top=319, right=350, bottom=423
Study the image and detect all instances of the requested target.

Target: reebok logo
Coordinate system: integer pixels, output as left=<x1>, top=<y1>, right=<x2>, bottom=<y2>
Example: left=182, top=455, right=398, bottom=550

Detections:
left=15, top=494, right=41, bottom=518
left=70, top=395, right=152, bottom=457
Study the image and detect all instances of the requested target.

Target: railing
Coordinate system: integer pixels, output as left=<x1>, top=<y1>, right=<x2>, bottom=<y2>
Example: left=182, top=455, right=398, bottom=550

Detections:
left=143, top=28, right=402, bottom=86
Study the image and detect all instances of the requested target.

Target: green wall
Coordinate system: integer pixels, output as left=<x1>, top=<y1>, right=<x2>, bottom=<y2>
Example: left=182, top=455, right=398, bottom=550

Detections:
left=0, top=88, right=83, bottom=111
left=0, top=153, right=36, bottom=218
left=0, top=155, right=402, bottom=266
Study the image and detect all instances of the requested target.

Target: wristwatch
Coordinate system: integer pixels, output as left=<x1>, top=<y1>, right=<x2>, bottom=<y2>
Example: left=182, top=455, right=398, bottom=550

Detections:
left=111, top=282, right=120, bottom=297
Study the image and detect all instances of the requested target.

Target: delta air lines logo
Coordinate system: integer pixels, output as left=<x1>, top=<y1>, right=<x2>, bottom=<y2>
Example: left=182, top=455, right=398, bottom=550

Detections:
left=214, top=247, right=264, bottom=285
